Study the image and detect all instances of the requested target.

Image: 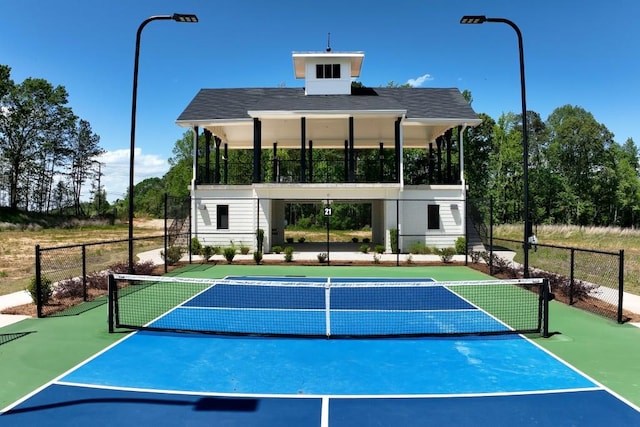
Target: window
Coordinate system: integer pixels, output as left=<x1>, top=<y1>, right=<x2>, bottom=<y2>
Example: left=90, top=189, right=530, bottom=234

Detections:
left=216, top=205, right=229, bottom=229
left=316, top=63, right=341, bottom=79
left=427, top=205, right=440, bottom=230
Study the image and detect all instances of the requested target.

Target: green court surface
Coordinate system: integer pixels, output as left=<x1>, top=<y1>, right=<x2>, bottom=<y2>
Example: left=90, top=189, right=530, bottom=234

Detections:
left=1, top=264, right=640, bottom=410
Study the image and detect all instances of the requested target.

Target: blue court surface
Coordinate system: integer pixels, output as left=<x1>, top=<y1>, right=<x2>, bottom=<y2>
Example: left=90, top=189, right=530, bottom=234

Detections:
left=2, top=276, right=640, bottom=426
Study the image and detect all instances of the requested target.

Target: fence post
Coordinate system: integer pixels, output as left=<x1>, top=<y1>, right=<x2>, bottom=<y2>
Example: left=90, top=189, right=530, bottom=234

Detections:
left=164, top=193, right=168, bottom=274
left=395, top=199, right=400, bottom=266
left=82, top=244, right=87, bottom=301
left=489, top=197, right=494, bottom=276
left=35, top=245, right=42, bottom=318
left=107, top=274, right=115, bottom=333
left=569, top=249, right=575, bottom=305
left=464, top=193, right=468, bottom=266
left=618, top=249, right=624, bottom=324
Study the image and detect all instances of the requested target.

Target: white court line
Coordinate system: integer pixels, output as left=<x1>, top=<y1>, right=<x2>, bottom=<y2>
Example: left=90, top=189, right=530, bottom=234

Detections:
left=53, top=380, right=601, bottom=400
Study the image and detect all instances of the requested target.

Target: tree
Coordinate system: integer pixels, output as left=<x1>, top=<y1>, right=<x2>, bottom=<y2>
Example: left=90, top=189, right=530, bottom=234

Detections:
left=463, top=112, right=495, bottom=202
left=0, top=73, right=73, bottom=209
left=67, top=119, right=103, bottom=215
left=163, top=131, right=194, bottom=198
left=546, top=105, right=615, bottom=225
left=134, top=177, right=165, bottom=217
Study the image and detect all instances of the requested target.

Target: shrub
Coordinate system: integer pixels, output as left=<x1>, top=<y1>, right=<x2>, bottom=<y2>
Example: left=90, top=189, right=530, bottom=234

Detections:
left=351, top=237, right=359, bottom=243
left=106, top=260, right=155, bottom=275
left=55, top=277, right=84, bottom=299
left=374, top=244, right=385, bottom=254
left=85, top=271, right=108, bottom=290
left=409, top=242, right=435, bottom=255
left=363, top=237, right=370, bottom=244
left=286, top=237, right=294, bottom=243
left=272, top=245, right=282, bottom=254
left=223, top=247, right=236, bottom=263
left=253, top=251, right=263, bottom=264
left=317, top=252, right=327, bottom=263
left=27, top=275, right=53, bottom=305
left=438, top=247, right=456, bottom=263
left=161, top=246, right=186, bottom=265
left=201, top=246, right=215, bottom=262
left=470, top=250, right=483, bottom=264
left=297, top=237, right=306, bottom=243
left=284, top=246, right=294, bottom=262
left=191, top=237, right=202, bottom=255
left=256, top=228, right=264, bottom=252
left=455, top=237, right=466, bottom=255
left=360, top=244, right=370, bottom=254
left=390, top=228, right=398, bottom=254
left=239, top=243, right=250, bottom=255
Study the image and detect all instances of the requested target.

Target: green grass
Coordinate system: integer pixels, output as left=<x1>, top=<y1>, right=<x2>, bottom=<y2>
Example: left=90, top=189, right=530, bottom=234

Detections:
left=494, top=224, right=639, bottom=294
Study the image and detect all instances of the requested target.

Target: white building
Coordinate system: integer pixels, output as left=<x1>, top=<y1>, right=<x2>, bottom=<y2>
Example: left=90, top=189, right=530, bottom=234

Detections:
left=176, top=49, right=481, bottom=253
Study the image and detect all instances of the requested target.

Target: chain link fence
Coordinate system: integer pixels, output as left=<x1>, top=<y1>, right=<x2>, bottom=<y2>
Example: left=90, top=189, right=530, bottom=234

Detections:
left=467, top=197, right=627, bottom=323
left=32, top=194, right=191, bottom=318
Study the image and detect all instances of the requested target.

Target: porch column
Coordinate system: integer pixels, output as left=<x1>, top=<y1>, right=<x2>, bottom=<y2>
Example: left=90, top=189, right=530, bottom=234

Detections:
left=192, top=126, right=199, bottom=185
left=458, top=125, right=464, bottom=185
left=445, top=128, right=453, bottom=184
left=394, top=118, right=401, bottom=183
left=253, top=118, right=262, bottom=183
left=343, top=140, right=349, bottom=181
left=436, top=135, right=443, bottom=183
left=308, top=140, right=313, bottom=182
left=272, top=142, right=278, bottom=183
left=300, top=117, right=307, bottom=183
left=428, top=142, right=434, bottom=183
left=378, top=142, right=384, bottom=182
left=223, top=143, right=228, bottom=184
left=204, top=129, right=212, bottom=184
left=214, top=136, right=221, bottom=184
left=348, top=117, right=355, bottom=182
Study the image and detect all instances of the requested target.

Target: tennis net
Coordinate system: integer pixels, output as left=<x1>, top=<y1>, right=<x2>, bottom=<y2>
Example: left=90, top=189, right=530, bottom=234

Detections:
left=108, top=274, right=551, bottom=338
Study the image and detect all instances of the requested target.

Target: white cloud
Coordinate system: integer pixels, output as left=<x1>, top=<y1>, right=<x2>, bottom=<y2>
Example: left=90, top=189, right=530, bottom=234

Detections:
left=406, top=73, right=434, bottom=88
left=95, top=149, right=170, bottom=202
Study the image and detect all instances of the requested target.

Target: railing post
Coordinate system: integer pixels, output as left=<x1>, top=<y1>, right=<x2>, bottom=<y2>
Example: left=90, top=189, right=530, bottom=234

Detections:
left=618, top=249, right=624, bottom=324
left=35, top=245, right=42, bottom=318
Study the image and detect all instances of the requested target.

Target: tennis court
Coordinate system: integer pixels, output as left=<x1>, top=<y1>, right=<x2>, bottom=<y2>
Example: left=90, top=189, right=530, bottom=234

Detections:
left=2, top=273, right=640, bottom=426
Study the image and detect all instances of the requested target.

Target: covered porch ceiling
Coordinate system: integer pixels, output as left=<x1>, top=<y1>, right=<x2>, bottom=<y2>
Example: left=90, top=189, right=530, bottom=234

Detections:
left=180, top=113, right=478, bottom=149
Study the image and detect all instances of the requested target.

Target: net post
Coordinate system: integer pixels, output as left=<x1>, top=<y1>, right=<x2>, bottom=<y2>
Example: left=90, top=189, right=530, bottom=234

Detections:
left=325, top=279, right=331, bottom=337
left=542, top=278, right=550, bottom=338
left=108, top=274, right=115, bottom=333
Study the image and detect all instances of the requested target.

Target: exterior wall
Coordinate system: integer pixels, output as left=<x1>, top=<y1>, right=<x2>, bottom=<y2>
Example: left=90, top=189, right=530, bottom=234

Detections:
left=192, top=184, right=465, bottom=253
left=304, top=59, right=351, bottom=95
left=193, top=186, right=268, bottom=251
left=384, top=186, right=465, bottom=252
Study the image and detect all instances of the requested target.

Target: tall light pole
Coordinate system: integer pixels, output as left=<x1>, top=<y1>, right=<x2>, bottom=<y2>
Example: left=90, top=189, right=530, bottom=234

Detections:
left=128, top=13, right=198, bottom=274
left=460, top=15, right=531, bottom=277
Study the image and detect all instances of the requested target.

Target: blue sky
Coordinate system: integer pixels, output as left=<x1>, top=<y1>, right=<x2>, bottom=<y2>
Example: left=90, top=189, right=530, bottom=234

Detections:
left=1, top=0, right=638, bottom=202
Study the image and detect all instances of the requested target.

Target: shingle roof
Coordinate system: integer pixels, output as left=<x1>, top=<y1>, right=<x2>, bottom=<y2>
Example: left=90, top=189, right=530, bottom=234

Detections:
left=176, top=87, right=478, bottom=122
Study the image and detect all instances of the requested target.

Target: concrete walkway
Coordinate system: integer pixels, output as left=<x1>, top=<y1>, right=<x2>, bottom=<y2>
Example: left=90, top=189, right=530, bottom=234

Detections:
left=2, top=248, right=639, bottom=328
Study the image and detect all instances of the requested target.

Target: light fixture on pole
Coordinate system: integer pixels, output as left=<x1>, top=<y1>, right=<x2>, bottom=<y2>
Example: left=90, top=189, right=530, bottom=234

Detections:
left=460, top=15, right=531, bottom=277
left=128, top=13, right=198, bottom=273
